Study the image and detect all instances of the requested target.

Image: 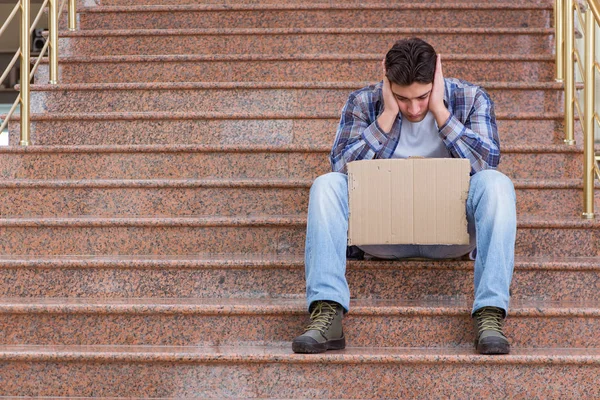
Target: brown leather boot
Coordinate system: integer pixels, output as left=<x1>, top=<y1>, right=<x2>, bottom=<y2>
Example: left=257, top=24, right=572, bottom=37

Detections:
left=473, top=306, right=510, bottom=355
left=292, top=300, right=345, bottom=354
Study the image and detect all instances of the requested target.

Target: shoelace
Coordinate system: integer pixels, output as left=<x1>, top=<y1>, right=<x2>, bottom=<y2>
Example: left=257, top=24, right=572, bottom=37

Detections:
left=476, top=307, right=504, bottom=334
left=304, top=302, right=338, bottom=333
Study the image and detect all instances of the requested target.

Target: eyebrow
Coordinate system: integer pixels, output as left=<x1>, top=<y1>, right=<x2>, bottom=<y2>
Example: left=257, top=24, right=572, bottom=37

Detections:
left=393, top=90, right=431, bottom=100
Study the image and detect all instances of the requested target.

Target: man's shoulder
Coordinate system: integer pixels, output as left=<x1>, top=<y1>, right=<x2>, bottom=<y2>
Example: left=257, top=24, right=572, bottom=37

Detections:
left=445, top=77, right=494, bottom=112
left=445, top=77, right=489, bottom=98
left=347, top=81, right=383, bottom=105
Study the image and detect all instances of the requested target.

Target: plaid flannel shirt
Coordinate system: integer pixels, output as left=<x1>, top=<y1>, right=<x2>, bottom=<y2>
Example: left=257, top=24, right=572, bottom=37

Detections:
left=330, top=78, right=500, bottom=175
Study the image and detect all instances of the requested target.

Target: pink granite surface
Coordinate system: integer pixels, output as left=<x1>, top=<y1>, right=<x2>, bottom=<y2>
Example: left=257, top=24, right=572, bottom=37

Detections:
left=77, top=5, right=552, bottom=30
left=34, top=55, right=556, bottom=83
left=1, top=255, right=600, bottom=301
left=11, top=114, right=579, bottom=147
left=0, top=180, right=310, bottom=217
left=101, top=0, right=555, bottom=5
left=0, top=346, right=598, bottom=398
left=26, top=83, right=563, bottom=115
left=0, top=297, right=599, bottom=348
left=0, top=216, right=305, bottom=255
left=58, top=27, right=554, bottom=57
left=0, top=144, right=585, bottom=180
left=7, top=0, right=600, bottom=397
left=0, top=177, right=596, bottom=218
left=0, top=147, right=329, bottom=180
left=0, top=215, right=598, bottom=256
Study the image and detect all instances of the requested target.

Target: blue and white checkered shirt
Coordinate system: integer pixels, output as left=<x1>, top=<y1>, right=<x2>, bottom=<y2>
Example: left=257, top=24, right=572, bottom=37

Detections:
left=330, top=78, right=500, bottom=175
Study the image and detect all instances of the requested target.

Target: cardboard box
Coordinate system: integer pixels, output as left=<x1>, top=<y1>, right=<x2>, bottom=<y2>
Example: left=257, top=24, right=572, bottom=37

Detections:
left=347, top=158, right=471, bottom=246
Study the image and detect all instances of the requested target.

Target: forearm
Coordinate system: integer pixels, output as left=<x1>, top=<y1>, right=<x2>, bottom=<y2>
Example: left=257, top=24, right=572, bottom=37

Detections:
left=439, top=114, right=500, bottom=173
left=376, top=109, right=398, bottom=134
left=331, top=119, right=393, bottom=173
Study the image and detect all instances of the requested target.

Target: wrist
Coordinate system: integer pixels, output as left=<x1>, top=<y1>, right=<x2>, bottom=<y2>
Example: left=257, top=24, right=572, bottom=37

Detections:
left=377, top=109, right=398, bottom=133
left=431, top=107, right=450, bottom=126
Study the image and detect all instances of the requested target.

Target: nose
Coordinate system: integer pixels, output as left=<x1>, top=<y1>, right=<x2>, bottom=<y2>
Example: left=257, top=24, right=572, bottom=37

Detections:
left=408, top=102, right=419, bottom=116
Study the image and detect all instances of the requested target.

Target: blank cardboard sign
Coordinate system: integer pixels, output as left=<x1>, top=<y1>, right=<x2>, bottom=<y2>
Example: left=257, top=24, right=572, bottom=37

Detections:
left=347, top=158, right=470, bottom=245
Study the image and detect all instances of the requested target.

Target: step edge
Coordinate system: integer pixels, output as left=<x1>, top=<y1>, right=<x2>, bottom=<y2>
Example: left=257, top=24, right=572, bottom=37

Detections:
left=0, top=178, right=592, bottom=189
left=58, top=26, right=556, bottom=38
left=0, top=142, right=584, bottom=154
left=0, top=255, right=598, bottom=271
left=0, top=298, right=598, bottom=316
left=27, top=81, right=564, bottom=91
left=78, top=3, right=554, bottom=13
left=0, top=346, right=596, bottom=366
left=32, top=53, right=556, bottom=63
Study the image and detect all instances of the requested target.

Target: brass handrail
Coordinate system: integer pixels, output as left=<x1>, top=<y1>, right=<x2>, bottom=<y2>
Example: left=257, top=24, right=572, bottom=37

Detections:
left=588, top=0, right=600, bottom=21
left=575, top=1, right=586, bottom=29
left=557, top=0, right=599, bottom=218
left=563, top=0, right=576, bottom=145
left=0, top=2, right=20, bottom=37
left=0, top=0, right=77, bottom=146
left=574, top=48, right=586, bottom=81
left=556, top=0, right=565, bottom=81
left=0, top=51, right=20, bottom=87
left=0, top=95, right=21, bottom=135
left=574, top=96, right=587, bottom=134
left=0, top=0, right=49, bottom=85
left=583, top=2, right=595, bottom=218
left=19, top=0, right=31, bottom=145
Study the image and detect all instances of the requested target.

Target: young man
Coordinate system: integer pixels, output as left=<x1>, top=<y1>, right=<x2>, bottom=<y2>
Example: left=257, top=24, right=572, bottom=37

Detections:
left=292, top=38, right=517, bottom=355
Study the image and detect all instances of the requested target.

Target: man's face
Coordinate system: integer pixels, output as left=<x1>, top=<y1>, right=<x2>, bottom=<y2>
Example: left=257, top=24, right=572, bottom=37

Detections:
left=390, top=81, right=433, bottom=123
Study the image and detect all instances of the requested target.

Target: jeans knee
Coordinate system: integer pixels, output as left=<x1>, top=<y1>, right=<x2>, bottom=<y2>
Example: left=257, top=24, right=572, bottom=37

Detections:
left=471, top=170, right=515, bottom=202
left=310, top=172, right=348, bottom=201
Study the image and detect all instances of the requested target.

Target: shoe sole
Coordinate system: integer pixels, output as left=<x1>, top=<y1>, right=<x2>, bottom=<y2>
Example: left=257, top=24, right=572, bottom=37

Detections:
left=292, top=337, right=346, bottom=354
left=476, top=337, right=510, bottom=355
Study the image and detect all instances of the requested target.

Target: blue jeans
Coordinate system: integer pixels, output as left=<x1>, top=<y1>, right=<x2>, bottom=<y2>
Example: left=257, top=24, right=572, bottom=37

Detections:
left=304, top=169, right=517, bottom=316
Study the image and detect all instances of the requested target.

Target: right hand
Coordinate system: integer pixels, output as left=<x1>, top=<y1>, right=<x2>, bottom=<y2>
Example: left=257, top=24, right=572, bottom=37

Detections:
left=377, top=59, right=399, bottom=133
left=381, top=59, right=399, bottom=117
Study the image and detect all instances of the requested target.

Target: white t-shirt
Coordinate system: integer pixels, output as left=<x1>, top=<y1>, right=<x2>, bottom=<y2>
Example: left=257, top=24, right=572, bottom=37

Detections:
left=392, top=111, right=451, bottom=159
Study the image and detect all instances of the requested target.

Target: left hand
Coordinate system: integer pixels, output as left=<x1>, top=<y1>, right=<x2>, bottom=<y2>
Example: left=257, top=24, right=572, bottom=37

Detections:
left=429, top=55, right=450, bottom=126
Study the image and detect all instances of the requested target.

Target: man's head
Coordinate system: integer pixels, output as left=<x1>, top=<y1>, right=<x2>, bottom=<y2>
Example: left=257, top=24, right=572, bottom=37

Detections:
left=384, top=38, right=438, bottom=122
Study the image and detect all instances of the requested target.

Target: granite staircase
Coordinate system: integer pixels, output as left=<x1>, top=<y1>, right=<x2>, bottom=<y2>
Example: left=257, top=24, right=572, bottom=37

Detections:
left=2, top=0, right=600, bottom=397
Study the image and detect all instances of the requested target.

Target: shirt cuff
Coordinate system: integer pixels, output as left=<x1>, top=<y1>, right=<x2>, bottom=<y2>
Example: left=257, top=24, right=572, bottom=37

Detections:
left=438, top=113, right=463, bottom=143
left=362, top=120, right=390, bottom=153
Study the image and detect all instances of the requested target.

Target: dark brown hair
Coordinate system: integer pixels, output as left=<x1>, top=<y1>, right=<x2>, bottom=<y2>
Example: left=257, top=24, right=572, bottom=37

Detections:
left=385, top=37, right=437, bottom=86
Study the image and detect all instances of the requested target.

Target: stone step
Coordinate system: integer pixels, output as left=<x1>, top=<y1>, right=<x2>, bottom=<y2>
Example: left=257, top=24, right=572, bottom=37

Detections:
left=0, top=215, right=597, bottom=256
left=0, top=144, right=585, bottom=180
left=0, top=298, right=598, bottom=349
left=9, top=112, right=582, bottom=147
left=27, top=82, right=564, bottom=115
left=100, top=0, right=555, bottom=5
left=0, top=179, right=595, bottom=218
left=0, top=255, right=598, bottom=301
left=34, top=54, right=556, bottom=83
left=0, top=345, right=598, bottom=398
left=0, top=346, right=600, bottom=399
left=75, top=4, right=552, bottom=30
left=58, top=27, right=554, bottom=56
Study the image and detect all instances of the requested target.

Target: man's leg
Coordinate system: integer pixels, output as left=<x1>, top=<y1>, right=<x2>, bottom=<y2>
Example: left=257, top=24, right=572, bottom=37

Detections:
left=467, top=169, right=517, bottom=354
left=304, top=172, right=351, bottom=312
left=293, top=172, right=349, bottom=353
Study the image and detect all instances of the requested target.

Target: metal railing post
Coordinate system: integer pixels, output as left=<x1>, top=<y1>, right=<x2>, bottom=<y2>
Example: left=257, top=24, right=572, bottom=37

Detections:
left=48, top=0, right=58, bottom=83
left=583, top=5, right=595, bottom=218
left=68, top=0, right=76, bottom=31
left=556, top=0, right=565, bottom=81
left=564, top=0, right=576, bottom=145
left=20, top=0, right=30, bottom=146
